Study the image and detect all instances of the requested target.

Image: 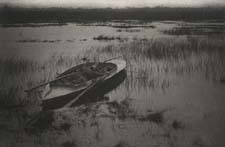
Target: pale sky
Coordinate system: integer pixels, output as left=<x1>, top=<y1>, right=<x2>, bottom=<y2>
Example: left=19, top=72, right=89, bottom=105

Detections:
left=1, top=0, right=225, bottom=8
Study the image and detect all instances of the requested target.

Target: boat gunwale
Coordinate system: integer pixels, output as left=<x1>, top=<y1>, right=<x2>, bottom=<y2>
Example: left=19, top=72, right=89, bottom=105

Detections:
left=42, top=59, right=126, bottom=101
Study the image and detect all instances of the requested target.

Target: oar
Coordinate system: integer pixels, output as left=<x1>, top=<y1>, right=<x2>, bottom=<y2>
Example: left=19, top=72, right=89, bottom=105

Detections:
left=24, top=72, right=79, bottom=93
left=63, top=74, right=108, bottom=108
left=24, top=56, right=122, bottom=93
left=103, top=56, right=123, bottom=63
left=59, top=57, right=122, bottom=107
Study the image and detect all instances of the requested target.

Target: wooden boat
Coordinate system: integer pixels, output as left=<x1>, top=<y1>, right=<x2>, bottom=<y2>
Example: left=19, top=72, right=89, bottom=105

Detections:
left=41, top=58, right=126, bottom=110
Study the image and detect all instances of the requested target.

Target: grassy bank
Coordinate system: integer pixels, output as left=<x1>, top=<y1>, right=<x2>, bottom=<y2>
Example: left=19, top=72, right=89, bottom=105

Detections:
left=1, top=7, right=225, bottom=24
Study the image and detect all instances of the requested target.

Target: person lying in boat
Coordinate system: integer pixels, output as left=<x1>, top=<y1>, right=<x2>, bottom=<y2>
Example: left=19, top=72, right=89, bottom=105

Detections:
left=81, top=57, right=112, bottom=79
left=82, top=63, right=105, bottom=80
left=81, top=57, right=90, bottom=63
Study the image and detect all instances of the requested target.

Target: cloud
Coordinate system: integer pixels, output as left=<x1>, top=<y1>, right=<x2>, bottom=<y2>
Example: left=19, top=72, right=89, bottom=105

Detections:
left=1, top=0, right=225, bottom=8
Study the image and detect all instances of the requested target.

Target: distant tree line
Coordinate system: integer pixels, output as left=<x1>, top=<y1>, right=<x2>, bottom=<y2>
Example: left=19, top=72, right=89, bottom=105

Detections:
left=0, top=6, right=225, bottom=24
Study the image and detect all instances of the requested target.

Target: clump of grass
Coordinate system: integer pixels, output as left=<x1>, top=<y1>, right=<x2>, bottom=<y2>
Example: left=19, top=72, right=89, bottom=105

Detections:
left=114, top=141, right=131, bottom=147
left=25, top=111, right=55, bottom=134
left=171, top=120, right=184, bottom=130
left=107, top=99, right=135, bottom=120
left=192, top=137, right=209, bottom=147
left=163, top=25, right=225, bottom=36
left=17, top=39, right=61, bottom=43
left=2, top=23, right=67, bottom=28
left=112, top=24, right=155, bottom=29
left=220, top=78, right=225, bottom=83
left=57, top=122, right=72, bottom=131
left=99, top=99, right=168, bottom=124
left=61, top=141, right=77, bottom=147
left=93, top=35, right=125, bottom=41
left=138, top=110, right=165, bottom=124
left=117, top=29, right=141, bottom=32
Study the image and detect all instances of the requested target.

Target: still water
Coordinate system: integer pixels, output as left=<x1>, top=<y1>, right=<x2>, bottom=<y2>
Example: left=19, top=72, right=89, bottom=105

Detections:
left=0, top=21, right=225, bottom=147
left=0, top=21, right=177, bottom=60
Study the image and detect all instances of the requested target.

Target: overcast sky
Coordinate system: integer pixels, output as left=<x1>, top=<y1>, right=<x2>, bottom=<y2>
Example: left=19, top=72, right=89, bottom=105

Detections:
left=1, top=0, right=225, bottom=8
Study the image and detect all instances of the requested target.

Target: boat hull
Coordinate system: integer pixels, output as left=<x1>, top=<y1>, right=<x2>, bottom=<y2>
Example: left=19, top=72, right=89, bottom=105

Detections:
left=42, top=59, right=126, bottom=110
left=42, top=69, right=126, bottom=110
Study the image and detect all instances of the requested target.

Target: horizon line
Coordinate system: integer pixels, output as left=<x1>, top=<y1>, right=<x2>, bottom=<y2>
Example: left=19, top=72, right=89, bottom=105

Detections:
left=1, top=4, right=225, bottom=9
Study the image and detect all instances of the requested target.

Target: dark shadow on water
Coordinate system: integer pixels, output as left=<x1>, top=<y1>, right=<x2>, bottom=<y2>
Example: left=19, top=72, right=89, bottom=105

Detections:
left=163, top=25, right=225, bottom=36
left=2, top=23, right=67, bottom=28
left=220, top=78, right=225, bottom=84
left=72, top=70, right=127, bottom=107
left=42, top=70, right=127, bottom=111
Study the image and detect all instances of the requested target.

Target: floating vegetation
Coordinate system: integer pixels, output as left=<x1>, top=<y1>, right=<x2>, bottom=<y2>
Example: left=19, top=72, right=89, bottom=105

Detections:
left=117, top=29, right=141, bottom=32
left=111, top=25, right=155, bottom=29
left=106, top=99, right=136, bottom=120
left=17, top=39, right=77, bottom=43
left=138, top=110, right=165, bottom=124
left=17, top=39, right=61, bottom=43
left=163, top=24, right=225, bottom=36
left=114, top=141, right=131, bottom=147
left=67, top=39, right=75, bottom=42
left=93, top=35, right=127, bottom=41
left=220, top=78, right=225, bottom=84
left=171, top=120, right=185, bottom=130
left=77, top=21, right=155, bottom=29
left=192, top=137, right=209, bottom=147
left=80, top=39, right=87, bottom=41
left=66, top=98, right=169, bottom=125
left=56, top=122, right=72, bottom=131
left=61, top=141, right=77, bottom=147
left=1, top=23, right=67, bottom=28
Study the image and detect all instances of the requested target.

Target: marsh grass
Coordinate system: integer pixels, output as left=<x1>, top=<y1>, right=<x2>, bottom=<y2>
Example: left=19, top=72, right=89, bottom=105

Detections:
left=89, top=36, right=225, bottom=91
left=114, top=141, right=131, bottom=147
left=117, top=29, right=141, bottom=33
left=61, top=141, right=77, bottom=147
left=0, top=54, right=85, bottom=141
left=0, top=36, right=225, bottom=146
left=0, top=54, right=90, bottom=146
left=1, top=37, right=224, bottom=105
left=163, top=24, right=225, bottom=36
left=17, top=39, right=62, bottom=43
left=93, top=35, right=127, bottom=42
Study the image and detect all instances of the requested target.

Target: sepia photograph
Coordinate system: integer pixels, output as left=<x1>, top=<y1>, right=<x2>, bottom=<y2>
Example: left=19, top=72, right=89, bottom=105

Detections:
left=0, top=0, right=225, bottom=147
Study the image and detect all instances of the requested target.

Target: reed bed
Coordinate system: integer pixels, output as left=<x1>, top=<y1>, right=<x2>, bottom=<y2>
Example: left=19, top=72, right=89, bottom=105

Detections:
left=1, top=36, right=224, bottom=111
left=86, top=36, right=225, bottom=90
left=0, top=36, right=225, bottom=146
